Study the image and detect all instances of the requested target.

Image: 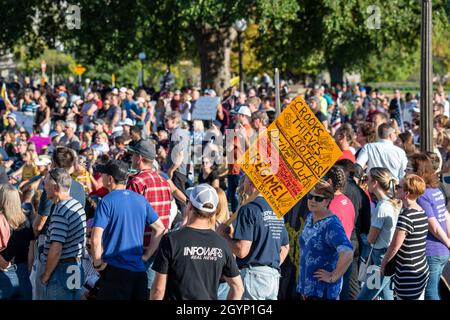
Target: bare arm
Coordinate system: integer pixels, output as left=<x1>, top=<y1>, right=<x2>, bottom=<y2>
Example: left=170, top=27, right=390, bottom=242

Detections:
left=150, top=272, right=167, bottom=300
left=91, top=227, right=104, bottom=266
left=428, top=217, right=450, bottom=248
left=367, top=226, right=382, bottom=245
left=41, top=242, right=62, bottom=284
left=217, top=225, right=252, bottom=259
left=33, top=215, right=48, bottom=237
left=280, top=244, right=289, bottom=265
left=315, top=250, right=353, bottom=283
left=167, top=150, right=183, bottom=179
left=224, top=275, right=244, bottom=300
left=143, top=219, right=165, bottom=260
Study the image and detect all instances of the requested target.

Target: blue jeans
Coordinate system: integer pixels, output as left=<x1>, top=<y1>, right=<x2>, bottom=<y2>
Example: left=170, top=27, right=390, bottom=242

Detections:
left=425, top=255, right=449, bottom=300
left=217, top=282, right=230, bottom=300
left=340, top=264, right=352, bottom=300
left=357, top=247, right=394, bottom=300
left=0, top=263, right=32, bottom=300
left=144, top=256, right=156, bottom=290
left=227, top=174, right=240, bottom=213
left=44, top=261, right=84, bottom=300
left=240, top=265, right=280, bottom=300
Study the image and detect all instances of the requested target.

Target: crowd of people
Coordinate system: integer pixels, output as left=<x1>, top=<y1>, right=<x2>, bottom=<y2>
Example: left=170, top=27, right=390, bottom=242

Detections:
left=0, top=74, right=449, bottom=300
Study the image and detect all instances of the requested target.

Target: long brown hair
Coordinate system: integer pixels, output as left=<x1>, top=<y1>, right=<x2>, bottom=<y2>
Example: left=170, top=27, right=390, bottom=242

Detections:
left=409, top=153, right=439, bottom=188
left=0, top=184, right=26, bottom=230
left=213, top=188, right=230, bottom=227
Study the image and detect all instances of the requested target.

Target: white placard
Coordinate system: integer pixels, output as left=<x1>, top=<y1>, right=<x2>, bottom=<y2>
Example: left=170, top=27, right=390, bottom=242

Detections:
left=191, top=96, right=220, bottom=120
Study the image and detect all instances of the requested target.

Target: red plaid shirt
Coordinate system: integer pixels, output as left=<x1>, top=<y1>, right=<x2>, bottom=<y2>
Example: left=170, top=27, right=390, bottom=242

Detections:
left=126, top=169, right=172, bottom=250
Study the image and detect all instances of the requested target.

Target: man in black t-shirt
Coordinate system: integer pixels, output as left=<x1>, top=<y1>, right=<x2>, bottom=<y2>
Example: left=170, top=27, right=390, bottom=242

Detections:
left=150, top=184, right=243, bottom=300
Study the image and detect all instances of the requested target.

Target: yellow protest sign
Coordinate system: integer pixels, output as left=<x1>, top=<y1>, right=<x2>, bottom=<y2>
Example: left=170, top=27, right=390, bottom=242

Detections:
left=74, top=64, right=86, bottom=76
left=239, top=95, right=342, bottom=218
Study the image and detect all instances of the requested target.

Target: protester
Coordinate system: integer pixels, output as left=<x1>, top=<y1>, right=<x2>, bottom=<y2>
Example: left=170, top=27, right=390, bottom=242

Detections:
left=325, top=166, right=356, bottom=300
left=126, top=139, right=172, bottom=290
left=296, top=179, right=353, bottom=300
left=356, top=122, right=408, bottom=180
left=0, top=184, right=33, bottom=300
left=381, top=174, right=429, bottom=300
left=41, top=168, right=86, bottom=300
left=151, top=184, right=244, bottom=300
left=91, top=159, right=165, bottom=300
left=358, top=167, right=402, bottom=300
left=218, top=175, right=289, bottom=300
left=408, top=153, right=450, bottom=300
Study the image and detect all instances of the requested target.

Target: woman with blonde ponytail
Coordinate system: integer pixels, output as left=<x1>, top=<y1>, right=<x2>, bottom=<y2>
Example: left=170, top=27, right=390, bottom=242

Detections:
left=357, top=167, right=401, bottom=300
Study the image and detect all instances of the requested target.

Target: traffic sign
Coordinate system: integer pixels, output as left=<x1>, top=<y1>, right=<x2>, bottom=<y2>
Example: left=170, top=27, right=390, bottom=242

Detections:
left=74, top=64, right=86, bottom=76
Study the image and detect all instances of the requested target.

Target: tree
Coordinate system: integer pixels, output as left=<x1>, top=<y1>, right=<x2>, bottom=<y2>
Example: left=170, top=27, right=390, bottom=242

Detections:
left=256, top=0, right=449, bottom=85
left=0, top=0, right=299, bottom=96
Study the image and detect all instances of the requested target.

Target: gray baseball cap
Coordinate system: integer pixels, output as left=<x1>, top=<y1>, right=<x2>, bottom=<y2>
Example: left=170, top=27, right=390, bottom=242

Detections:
left=186, top=184, right=219, bottom=214
left=126, top=139, right=156, bottom=160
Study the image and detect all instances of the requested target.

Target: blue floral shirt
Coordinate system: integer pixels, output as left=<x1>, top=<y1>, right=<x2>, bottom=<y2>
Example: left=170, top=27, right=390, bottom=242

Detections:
left=296, top=213, right=353, bottom=300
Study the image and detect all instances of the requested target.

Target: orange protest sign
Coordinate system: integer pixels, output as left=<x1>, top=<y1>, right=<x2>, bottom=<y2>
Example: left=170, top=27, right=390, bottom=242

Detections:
left=74, top=64, right=86, bottom=76
left=239, top=95, right=342, bottom=218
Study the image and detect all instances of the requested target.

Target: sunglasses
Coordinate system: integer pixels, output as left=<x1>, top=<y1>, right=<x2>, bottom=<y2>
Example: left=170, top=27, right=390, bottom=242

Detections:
left=307, top=194, right=327, bottom=202
left=48, top=170, right=59, bottom=186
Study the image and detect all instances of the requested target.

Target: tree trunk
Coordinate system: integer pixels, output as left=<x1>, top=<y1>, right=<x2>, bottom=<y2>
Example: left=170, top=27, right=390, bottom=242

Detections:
left=192, top=25, right=236, bottom=97
left=328, top=63, right=344, bottom=86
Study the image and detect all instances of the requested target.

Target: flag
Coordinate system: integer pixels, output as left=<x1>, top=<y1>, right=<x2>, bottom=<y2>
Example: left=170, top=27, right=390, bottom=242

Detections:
left=0, top=82, right=9, bottom=104
left=230, top=76, right=239, bottom=87
left=331, top=105, right=342, bottom=130
left=1, top=82, right=12, bottom=127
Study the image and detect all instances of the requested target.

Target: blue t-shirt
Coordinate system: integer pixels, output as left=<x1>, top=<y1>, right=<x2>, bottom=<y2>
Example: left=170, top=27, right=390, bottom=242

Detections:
left=232, top=196, right=288, bottom=270
left=93, top=189, right=159, bottom=272
left=135, top=106, right=146, bottom=126
left=296, top=213, right=353, bottom=300
left=123, top=100, right=138, bottom=120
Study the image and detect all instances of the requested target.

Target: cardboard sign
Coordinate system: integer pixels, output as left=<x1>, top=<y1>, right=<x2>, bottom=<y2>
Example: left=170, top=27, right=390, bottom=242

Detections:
left=192, top=96, right=220, bottom=120
left=239, top=96, right=342, bottom=218
left=13, top=112, right=35, bottom=133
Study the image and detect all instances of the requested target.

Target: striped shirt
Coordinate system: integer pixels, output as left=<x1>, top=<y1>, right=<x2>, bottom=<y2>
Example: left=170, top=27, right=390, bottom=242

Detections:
left=44, top=198, right=86, bottom=260
left=393, top=208, right=429, bottom=300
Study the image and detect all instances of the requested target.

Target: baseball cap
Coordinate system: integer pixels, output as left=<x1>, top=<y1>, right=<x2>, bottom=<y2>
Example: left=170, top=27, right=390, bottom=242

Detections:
left=35, top=155, right=52, bottom=166
left=7, top=113, right=16, bottom=121
left=186, top=184, right=219, bottom=214
left=119, top=118, right=134, bottom=126
left=126, top=139, right=156, bottom=160
left=236, top=106, right=251, bottom=117
left=212, top=120, right=222, bottom=128
left=93, top=118, right=105, bottom=125
left=136, top=97, right=146, bottom=104
left=111, top=88, right=119, bottom=95
left=119, top=87, right=127, bottom=93
left=95, top=159, right=130, bottom=182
